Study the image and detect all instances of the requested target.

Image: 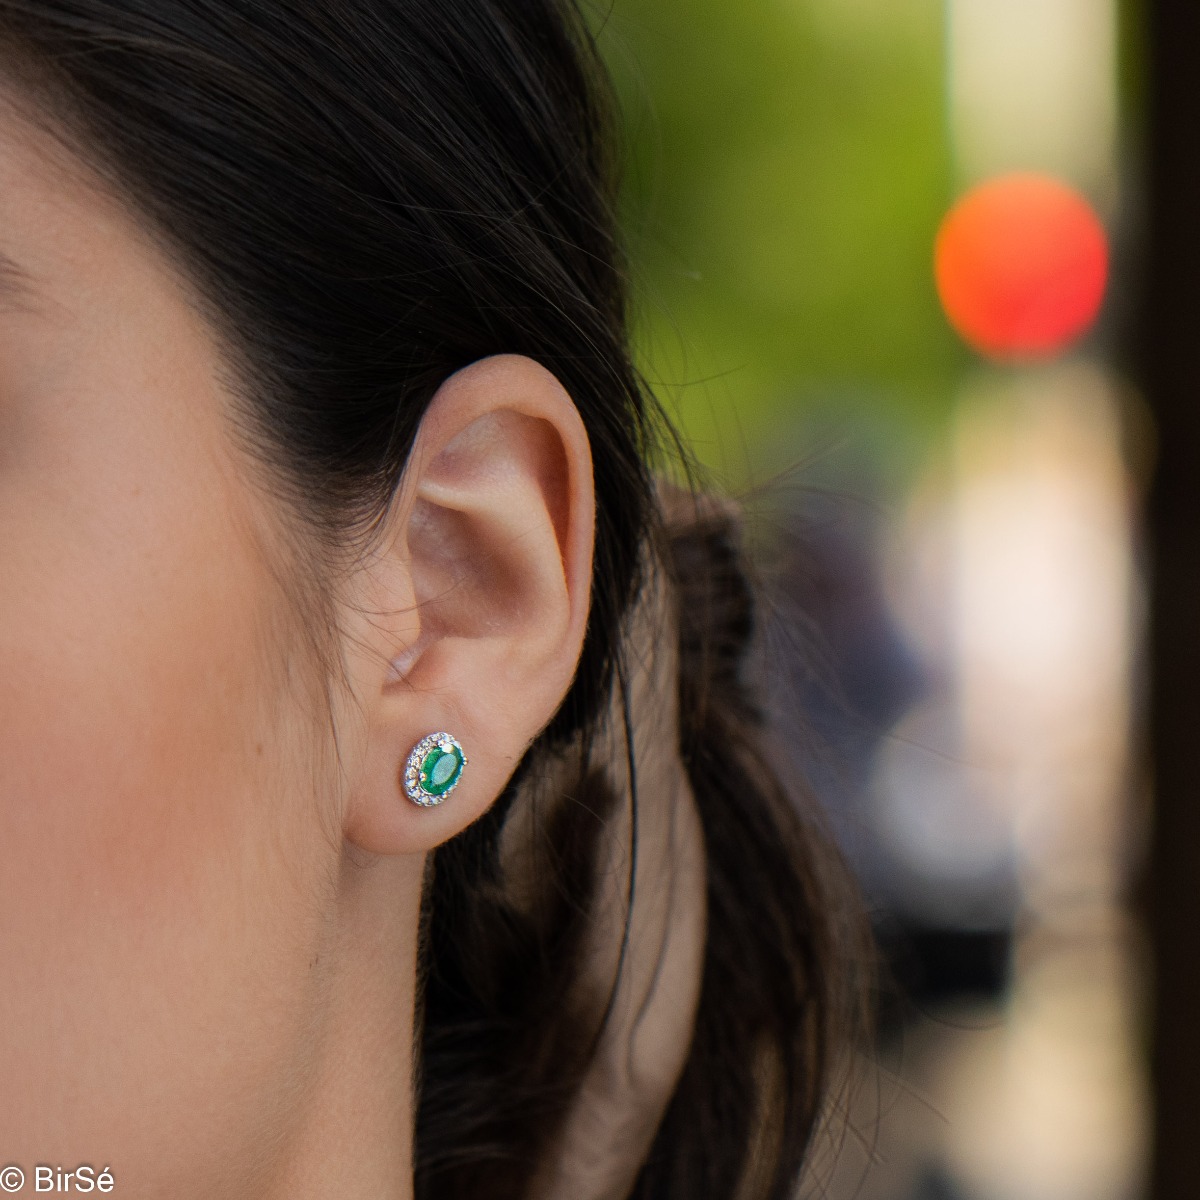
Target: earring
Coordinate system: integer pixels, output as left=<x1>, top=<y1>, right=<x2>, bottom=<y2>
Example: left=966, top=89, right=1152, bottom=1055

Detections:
left=403, top=732, right=467, bottom=807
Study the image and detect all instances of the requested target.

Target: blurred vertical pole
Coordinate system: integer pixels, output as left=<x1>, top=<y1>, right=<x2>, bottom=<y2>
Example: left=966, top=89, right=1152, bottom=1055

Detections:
left=1146, top=1, right=1200, bottom=1195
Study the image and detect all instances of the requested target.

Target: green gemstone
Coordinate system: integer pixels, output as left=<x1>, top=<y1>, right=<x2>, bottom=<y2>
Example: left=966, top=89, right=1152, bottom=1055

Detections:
left=419, top=743, right=464, bottom=796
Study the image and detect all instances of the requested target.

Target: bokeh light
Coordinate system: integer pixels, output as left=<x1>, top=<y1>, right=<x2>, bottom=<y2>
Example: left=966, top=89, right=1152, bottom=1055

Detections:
left=935, top=173, right=1109, bottom=359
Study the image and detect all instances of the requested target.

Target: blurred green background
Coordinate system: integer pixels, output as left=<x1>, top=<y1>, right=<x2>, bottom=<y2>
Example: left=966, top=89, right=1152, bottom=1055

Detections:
left=596, top=0, right=965, bottom=481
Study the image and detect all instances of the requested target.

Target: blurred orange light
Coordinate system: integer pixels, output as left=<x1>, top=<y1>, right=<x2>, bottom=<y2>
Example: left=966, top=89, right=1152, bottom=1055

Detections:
left=934, top=173, right=1108, bottom=359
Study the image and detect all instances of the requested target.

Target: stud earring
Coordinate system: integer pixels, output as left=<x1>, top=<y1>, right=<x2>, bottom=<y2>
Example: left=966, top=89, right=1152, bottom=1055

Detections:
left=403, top=732, right=467, bottom=807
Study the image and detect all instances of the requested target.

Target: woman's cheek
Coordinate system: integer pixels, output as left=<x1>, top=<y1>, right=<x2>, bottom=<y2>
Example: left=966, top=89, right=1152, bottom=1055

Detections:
left=0, top=441, right=330, bottom=1186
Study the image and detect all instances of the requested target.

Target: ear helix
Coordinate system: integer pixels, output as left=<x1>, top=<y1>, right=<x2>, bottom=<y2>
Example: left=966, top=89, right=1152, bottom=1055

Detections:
left=402, top=732, right=467, bottom=807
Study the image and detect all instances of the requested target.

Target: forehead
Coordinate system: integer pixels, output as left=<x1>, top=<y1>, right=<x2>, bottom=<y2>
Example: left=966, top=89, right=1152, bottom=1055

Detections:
left=0, top=87, right=189, bottom=323
left=0, top=85, right=252, bottom=484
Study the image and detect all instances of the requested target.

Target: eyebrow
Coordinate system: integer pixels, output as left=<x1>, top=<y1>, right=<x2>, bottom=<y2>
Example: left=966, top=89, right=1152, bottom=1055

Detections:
left=0, top=249, right=40, bottom=309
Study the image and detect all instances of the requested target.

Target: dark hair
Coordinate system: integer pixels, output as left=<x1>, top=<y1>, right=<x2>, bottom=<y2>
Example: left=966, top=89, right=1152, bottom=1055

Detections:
left=0, top=2, right=866, bottom=1195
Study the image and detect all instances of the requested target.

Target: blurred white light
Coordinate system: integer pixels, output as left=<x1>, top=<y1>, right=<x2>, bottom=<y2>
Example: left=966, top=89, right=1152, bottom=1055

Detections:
left=950, top=364, right=1134, bottom=901
left=948, top=0, right=1117, bottom=203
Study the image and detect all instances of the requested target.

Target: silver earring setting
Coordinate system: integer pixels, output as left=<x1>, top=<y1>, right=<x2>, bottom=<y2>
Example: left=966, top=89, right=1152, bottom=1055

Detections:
left=403, top=732, right=467, bottom=807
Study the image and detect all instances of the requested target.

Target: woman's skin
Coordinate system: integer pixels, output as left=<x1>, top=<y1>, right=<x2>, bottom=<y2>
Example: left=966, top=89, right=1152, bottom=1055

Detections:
left=0, top=86, right=595, bottom=1200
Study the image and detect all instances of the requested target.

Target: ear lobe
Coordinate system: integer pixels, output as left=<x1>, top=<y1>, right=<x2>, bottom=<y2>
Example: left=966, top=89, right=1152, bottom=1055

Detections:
left=339, top=355, right=595, bottom=856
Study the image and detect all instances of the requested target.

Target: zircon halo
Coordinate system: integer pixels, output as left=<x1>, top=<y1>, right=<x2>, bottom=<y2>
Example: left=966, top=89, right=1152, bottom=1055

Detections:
left=403, top=732, right=467, bottom=807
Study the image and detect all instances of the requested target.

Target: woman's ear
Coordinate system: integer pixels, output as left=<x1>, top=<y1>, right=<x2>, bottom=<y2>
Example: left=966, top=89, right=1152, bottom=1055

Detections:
left=338, top=354, right=594, bottom=855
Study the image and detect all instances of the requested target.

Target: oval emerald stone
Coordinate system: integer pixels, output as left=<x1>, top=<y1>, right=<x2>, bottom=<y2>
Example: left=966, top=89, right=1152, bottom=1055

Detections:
left=419, top=744, right=464, bottom=796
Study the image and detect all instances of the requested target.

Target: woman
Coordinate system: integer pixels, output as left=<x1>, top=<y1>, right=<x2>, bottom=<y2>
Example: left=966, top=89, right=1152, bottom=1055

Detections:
left=0, top=2, right=863, bottom=1197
